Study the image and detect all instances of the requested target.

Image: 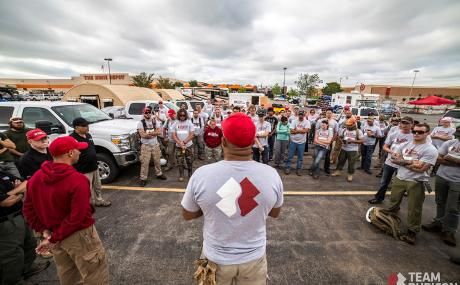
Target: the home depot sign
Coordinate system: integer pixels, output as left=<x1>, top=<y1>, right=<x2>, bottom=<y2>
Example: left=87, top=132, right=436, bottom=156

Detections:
left=83, top=74, right=125, bottom=80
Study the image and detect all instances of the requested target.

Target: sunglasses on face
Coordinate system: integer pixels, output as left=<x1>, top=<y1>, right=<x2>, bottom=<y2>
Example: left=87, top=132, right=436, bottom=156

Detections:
left=412, top=130, right=426, bottom=135
left=144, top=112, right=151, bottom=115
left=401, top=121, right=411, bottom=125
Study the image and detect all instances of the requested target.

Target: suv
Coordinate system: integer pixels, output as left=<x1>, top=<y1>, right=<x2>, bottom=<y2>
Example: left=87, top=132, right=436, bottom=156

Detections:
left=0, top=101, right=140, bottom=183
left=440, top=108, right=460, bottom=128
left=125, top=100, right=179, bottom=121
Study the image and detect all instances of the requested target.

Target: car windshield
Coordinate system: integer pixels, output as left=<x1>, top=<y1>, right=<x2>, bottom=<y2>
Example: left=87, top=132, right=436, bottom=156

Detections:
left=445, top=110, right=460, bottom=119
left=165, top=102, right=179, bottom=111
left=359, top=108, right=378, bottom=116
left=52, top=104, right=112, bottom=126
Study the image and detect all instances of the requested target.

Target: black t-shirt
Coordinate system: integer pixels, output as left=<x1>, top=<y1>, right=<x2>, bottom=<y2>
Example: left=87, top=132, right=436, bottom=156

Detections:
left=265, top=116, right=278, bottom=134
left=70, top=132, right=98, bottom=173
left=18, top=148, right=52, bottom=179
left=0, top=133, right=15, bottom=162
left=0, top=171, right=22, bottom=217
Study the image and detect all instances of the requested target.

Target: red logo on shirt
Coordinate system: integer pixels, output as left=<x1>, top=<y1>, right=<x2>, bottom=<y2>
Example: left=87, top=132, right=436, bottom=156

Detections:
left=216, top=177, right=260, bottom=217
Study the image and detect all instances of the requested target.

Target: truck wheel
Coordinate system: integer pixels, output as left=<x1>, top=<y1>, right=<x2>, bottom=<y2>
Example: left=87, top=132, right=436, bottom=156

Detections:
left=96, top=153, right=119, bottom=184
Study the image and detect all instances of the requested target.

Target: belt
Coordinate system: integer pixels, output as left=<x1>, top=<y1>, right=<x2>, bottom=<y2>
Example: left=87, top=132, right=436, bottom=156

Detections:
left=0, top=210, right=22, bottom=223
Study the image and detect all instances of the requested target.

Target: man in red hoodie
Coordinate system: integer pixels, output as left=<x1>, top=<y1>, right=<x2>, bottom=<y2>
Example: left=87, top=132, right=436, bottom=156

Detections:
left=23, top=136, right=109, bottom=285
left=203, top=119, right=223, bottom=162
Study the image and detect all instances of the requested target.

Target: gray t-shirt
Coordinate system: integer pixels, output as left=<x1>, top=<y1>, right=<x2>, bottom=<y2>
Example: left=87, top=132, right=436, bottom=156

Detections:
left=340, top=129, right=364, bottom=151
left=173, top=120, right=194, bottom=147
left=137, top=119, right=162, bottom=145
left=317, top=118, right=339, bottom=136
left=253, top=121, right=271, bottom=147
left=384, top=130, right=413, bottom=168
left=430, top=126, right=456, bottom=149
left=361, top=124, right=382, bottom=146
left=290, top=119, right=311, bottom=144
left=191, top=116, right=205, bottom=136
left=437, top=139, right=460, bottom=183
left=395, top=141, right=438, bottom=182
left=315, top=128, right=333, bottom=149
left=181, top=160, right=283, bottom=265
left=163, top=119, right=177, bottom=141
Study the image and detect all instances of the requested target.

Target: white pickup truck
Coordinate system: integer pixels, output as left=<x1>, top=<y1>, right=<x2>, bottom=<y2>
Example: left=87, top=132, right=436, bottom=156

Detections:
left=0, top=101, right=140, bottom=183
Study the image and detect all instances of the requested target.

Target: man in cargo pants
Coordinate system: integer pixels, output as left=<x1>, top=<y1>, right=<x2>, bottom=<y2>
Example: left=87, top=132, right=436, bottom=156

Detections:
left=138, top=108, right=167, bottom=187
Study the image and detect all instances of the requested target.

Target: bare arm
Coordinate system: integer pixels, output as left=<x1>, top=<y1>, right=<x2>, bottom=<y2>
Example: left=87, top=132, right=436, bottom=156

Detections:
left=8, top=149, right=24, bottom=157
left=182, top=207, right=203, bottom=221
left=138, top=128, right=153, bottom=139
left=268, top=207, right=281, bottom=218
left=0, top=138, right=16, bottom=149
left=7, top=180, right=27, bottom=195
left=0, top=194, right=23, bottom=207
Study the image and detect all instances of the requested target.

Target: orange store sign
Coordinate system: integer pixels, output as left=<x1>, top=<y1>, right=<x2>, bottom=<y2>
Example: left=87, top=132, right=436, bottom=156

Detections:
left=83, top=74, right=125, bottom=80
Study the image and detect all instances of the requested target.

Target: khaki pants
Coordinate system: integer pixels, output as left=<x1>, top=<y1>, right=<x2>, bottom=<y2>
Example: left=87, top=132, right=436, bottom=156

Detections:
left=52, top=225, right=109, bottom=285
left=387, top=177, right=426, bottom=232
left=335, top=150, right=359, bottom=174
left=140, top=144, right=162, bottom=180
left=214, top=255, right=267, bottom=285
left=205, top=146, right=222, bottom=162
left=84, top=171, right=104, bottom=204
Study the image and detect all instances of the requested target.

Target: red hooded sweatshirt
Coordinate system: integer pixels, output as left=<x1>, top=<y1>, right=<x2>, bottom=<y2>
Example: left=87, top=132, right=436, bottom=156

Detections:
left=204, top=125, right=223, bottom=148
left=23, top=161, right=95, bottom=243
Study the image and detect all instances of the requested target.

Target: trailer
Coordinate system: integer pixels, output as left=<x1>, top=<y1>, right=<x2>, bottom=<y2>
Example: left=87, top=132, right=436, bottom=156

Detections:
left=331, top=91, right=380, bottom=108
left=228, top=93, right=268, bottom=108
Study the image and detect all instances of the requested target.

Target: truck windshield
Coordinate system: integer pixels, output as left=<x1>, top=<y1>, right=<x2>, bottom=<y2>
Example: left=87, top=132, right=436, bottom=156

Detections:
left=51, top=104, right=112, bottom=126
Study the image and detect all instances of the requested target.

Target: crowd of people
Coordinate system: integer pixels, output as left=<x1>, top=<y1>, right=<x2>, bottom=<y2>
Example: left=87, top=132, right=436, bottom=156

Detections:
left=0, top=99, right=459, bottom=284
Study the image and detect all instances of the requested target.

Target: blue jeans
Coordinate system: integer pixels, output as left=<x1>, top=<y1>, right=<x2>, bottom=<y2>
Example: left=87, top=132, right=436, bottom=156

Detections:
left=285, top=142, right=306, bottom=170
left=310, top=145, right=328, bottom=176
left=360, top=144, right=375, bottom=171
left=374, top=164, right=397, bottom=201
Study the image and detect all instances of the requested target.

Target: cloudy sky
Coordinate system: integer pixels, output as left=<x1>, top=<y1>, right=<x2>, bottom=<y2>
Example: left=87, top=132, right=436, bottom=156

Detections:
left=0, top=0, right=459, bottom=87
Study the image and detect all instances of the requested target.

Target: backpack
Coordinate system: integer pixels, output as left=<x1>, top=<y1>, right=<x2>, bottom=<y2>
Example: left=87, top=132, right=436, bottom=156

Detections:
left=366, top=207, right=401, bottom=239
left=141, top=118, right=157, bottom=131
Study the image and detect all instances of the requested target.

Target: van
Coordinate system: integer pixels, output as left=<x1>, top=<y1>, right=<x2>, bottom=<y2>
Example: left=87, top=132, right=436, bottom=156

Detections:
left=0, top=101, right=140, bottom=183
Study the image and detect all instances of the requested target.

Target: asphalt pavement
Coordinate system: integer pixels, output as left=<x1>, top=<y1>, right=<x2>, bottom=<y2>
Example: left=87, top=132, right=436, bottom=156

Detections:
left=29, top=114, right=460, bottom=284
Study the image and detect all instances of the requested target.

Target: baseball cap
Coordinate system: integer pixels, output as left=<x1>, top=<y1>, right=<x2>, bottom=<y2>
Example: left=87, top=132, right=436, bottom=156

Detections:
left=345, top=118, right=356, bottom=126
left=440, top=117, right=453, bottom=123
left=48, top=136, right=88, bottom=157
left=72, top=117, right=89, bottom=127
left=367, top=116, right=375, bottom=121
left=298, top=110, right=305, bottom=116
left=221, top=113, right=256, bottom=148
left=257, top=109, right=266, bottom=116
left=143, top=107, right=151, bottom=114
left=401, top=116, right=414, bottom=124
left=26, top=129, right=47, bottom=141
left=9, top=117, right=23, bottom=122
left=168, top=109, right=176, bottom=118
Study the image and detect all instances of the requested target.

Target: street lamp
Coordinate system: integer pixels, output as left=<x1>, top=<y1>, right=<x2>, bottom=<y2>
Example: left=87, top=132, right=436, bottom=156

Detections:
left=283, top=67, right=287, bottom=96
left=408, top=69, right=419, bottom=98
left=104, top=58, right=113, bottom=84
left=339, top=76, right=348, bottom=85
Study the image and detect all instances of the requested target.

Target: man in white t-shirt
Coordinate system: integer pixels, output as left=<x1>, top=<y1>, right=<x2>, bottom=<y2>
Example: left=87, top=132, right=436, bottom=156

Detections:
left=332, top=118, right=364, bottom=182
left=387, top=123, right=438, bottom=245
left=137, top=108, right=167, bottom=186
left=203, top=99, right=214, bottom=117
left=173, top=109, right=195, bottom=182
left=285, top=110, right=310, bottom=176
left=253, top=110, right=271, bottom=164
left=431, top=117, right=455, bottom=149
left=181, top=113, right=283, bottom=285
left=360, top=116, right=382, bottom=174
left=191, top=110, right=206, bottom=160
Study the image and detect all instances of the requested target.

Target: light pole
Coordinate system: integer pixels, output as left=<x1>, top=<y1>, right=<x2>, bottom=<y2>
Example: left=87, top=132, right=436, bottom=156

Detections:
left=104, top=58, right=113, bottom=84
left=408, top=69, right=419, bottom=98
left=339, top=76, right=348, bottom=85
left=283, top=67, right=287, bottom=96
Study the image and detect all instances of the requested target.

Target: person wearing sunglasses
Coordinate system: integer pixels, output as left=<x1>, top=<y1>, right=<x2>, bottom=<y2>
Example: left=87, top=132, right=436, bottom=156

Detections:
left=422, top=126, right=460, bottom=247
left=137, top=108, right=167, bottom=187
left=173, top=109, right=195, bottom=181
left=387, top=123, right=438, bottom=245
left=369, top=116, right=414, bottom=204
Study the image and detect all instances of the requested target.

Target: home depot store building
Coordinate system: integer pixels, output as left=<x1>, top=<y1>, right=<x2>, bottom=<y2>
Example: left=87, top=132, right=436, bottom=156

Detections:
left=0, top=73, right=132, bottom=93
left=343, top=84, right=460, bottom=102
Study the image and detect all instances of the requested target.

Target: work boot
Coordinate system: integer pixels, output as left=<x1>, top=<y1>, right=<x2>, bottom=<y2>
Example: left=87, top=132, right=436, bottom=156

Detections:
left=368, top=198, right=383, bottom=205
left=284, top=168, right=290, bottom=175
left=24, top=260, right=51, bottom=279
left=347, top=174, right=353, bottom=182
left=442, top=232, right=457, bottom=247
left=296, top=169, right=302, bottom=176
left=376, top=172, right=383, bottom=178
left=364, top=169, right=372, bottom=175
left=156, top=174, right=167, bottom=180
left=331, top=171, right=341, bottom=177
left=422, top=221, right=442, bottom=233
left=179, top=167, right=184, bottom=182
left=138, top=179, right=147, bottom=187
left=400, top=230, right=417, bottom=245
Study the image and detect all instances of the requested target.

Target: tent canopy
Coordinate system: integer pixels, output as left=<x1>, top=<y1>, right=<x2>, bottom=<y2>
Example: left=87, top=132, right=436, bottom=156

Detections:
left=408, top=95, right=456, bottom=106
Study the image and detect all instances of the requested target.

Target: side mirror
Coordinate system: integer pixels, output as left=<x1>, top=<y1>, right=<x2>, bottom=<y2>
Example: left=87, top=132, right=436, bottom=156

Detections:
left=35, top=121, right=53, bottom=134
left=108, top=113, right=114, bottom=119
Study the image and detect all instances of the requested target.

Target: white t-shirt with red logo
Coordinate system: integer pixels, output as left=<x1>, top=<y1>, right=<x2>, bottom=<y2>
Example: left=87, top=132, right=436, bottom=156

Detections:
left=430, top=126, right=455, bottom=149
left=173, top=120, right=195, bottom=147
left=181, top=160, right=283, bottom=265
left=384, top=130, right=413, bottom=168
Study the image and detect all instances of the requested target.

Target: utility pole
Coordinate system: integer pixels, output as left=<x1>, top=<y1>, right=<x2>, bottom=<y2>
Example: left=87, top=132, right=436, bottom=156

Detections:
left=408, top=70, right=419, bottom=98
left=283, top=67, right=287, bottom=96
left=104, top=58, right=113, bottom=84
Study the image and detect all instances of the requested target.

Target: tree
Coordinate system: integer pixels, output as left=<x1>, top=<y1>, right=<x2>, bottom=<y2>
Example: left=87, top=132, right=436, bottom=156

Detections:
left=237, top=86, right=246, bottom=93
left=271, top=83, right=282, bottom=95
left=188, top=80, right=198, bottom=87
left=322, top=82, right=343, bottom=96
left=287, top=88, right=299, bottom=99
left=132, top=72, right=154, bottom=88
left=157, top=76, right=174, bottom=89
left=295, top=73, right=321, bottom=98
left=174, top=81, right=184, bottom=88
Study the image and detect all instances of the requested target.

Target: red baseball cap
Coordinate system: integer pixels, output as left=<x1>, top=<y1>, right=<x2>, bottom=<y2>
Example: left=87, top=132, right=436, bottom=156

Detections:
left=168, top=109, right=176, bottom=118
left=49, top=136, right=88, bottom=157
left=26, top=129, right=48, bottom=141
left=221, top=113, right=256, bottom=148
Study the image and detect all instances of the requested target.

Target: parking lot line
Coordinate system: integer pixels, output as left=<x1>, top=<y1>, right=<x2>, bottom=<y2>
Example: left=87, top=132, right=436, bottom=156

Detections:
left=102, top=185, right=435, bottom=196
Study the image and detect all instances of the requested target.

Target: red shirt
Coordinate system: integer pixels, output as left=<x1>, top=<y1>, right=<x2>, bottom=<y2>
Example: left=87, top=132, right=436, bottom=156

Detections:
left=204, top=126, right=223, bottom=148
left=23, top=161, right=95, bottom=243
